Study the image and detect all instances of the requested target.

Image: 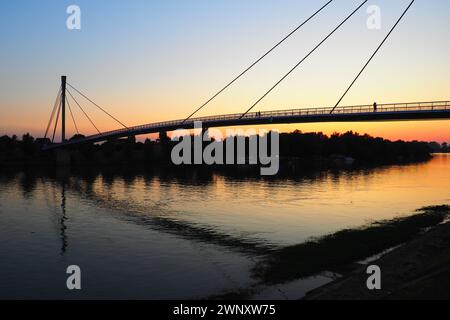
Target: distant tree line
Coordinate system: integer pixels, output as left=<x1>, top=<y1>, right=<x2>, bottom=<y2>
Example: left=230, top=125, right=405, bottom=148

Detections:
left=0, top=133, right=49, bottom=165
left=0, top=130, right=440, bottom=168
left=428, top=141, right=450, bottom=153
left=279, top=130, right=434, bottom=164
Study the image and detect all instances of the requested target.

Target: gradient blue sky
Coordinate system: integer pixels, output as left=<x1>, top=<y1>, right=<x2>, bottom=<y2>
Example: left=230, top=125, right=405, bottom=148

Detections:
left=1, top=0, right=450, bottom=141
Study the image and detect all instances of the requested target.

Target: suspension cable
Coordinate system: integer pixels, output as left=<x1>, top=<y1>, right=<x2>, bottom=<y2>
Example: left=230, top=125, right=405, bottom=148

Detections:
left=44, top=87, right=61, bottom=139
left=182, top=0, right=335, bottom=123
left=67, top=83, right=128, bottom=129
left=66, top=96, right=79, bottom=135
left=67, top=89, right=102, bottom=134
left=52, top=99, right=62, bottom=143
left=330, top=0, right=416, bottom=114
left=240, top=0, right=368, bottom=119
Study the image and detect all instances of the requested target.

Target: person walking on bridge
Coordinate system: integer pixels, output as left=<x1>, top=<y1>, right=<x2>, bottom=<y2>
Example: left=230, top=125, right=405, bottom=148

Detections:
left=373, top=102, right=378, bottom=112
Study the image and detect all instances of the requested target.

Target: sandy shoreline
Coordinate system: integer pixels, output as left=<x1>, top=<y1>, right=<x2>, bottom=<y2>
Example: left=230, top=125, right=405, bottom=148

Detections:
left=305, top=219, right=450, bottom=300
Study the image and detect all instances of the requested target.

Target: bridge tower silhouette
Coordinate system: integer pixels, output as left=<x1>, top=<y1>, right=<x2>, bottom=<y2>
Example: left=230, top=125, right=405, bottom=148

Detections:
left=43, top=74, right=128, bottom=145
left=61, top=76, right=67, bottom=142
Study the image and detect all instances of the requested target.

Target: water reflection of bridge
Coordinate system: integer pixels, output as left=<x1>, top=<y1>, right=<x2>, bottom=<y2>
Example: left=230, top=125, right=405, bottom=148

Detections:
left=45, top=173, right=275, bottom=256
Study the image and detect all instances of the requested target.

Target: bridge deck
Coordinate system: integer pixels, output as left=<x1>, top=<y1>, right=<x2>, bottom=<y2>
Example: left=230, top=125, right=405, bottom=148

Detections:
left=43, top=101, right=450, bottom=150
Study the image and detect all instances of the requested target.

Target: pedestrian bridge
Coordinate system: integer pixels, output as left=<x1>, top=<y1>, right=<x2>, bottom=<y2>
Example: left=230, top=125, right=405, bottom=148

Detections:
left=43, top=100, right=450, bottom=150
left=42, top=0, right=430, bottom=151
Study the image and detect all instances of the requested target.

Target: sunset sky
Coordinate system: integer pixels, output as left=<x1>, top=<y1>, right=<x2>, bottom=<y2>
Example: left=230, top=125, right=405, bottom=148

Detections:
left=1, top=0, right=449, bottom=142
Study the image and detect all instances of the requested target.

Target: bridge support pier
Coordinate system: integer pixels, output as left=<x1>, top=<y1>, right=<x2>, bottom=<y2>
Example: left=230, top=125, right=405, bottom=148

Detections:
left=159, top=131, right=170, bottom=144
left=202, top=127, right=209, bottom=140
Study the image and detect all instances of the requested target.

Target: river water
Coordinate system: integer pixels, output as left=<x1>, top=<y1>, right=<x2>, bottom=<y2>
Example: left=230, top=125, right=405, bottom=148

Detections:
left=1, top=154, right=450, bottom=299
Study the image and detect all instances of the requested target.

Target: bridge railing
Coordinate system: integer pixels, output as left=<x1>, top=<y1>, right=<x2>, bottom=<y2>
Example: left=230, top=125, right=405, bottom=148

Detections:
left=66, top=100, right=450, bottom=143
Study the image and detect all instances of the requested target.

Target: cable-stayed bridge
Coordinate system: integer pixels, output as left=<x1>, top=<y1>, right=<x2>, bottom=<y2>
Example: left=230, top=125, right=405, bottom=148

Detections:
left=43, top=97, right=450, bottom=151
left=40, top=0, right=450, bottom=151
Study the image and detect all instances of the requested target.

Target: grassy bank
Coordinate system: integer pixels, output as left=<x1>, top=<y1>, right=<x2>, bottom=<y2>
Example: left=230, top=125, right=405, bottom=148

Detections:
left=253, top=205, right=450, bottom=285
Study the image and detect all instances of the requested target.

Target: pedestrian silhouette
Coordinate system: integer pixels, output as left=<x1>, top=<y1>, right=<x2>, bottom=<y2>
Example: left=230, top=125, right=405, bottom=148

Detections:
left=373, top=102, right=377, bottom=112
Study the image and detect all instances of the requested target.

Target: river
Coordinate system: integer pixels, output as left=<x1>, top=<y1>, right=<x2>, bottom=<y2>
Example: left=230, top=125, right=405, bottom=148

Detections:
left=1, top=154, right=449, bottom=299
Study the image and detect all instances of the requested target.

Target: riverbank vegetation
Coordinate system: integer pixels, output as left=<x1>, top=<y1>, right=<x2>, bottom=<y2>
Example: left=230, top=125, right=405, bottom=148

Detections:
left=253, top=205, right=450, bottom=285
left=0, top=131, right=437, bottom=168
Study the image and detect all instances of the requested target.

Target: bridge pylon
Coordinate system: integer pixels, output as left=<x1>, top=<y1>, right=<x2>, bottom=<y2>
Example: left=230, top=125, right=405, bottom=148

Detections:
left=61, top=75, right=67, bottom=142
